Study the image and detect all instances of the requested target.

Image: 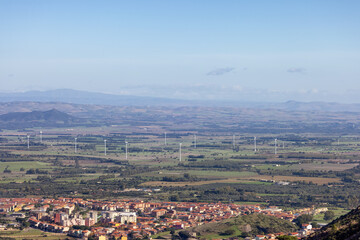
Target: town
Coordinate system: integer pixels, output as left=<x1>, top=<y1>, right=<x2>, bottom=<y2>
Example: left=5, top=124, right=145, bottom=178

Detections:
left=0, top=197, right=325, bottom=240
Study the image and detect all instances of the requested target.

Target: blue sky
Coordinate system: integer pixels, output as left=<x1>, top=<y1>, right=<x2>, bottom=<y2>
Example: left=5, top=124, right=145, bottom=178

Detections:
left=1, top=0, right=360, bottom=102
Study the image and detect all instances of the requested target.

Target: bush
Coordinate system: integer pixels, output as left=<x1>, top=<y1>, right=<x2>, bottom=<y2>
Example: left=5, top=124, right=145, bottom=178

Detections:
left=324, top=211, right=335, bottom=221
left=220, top=229, right=235, bottom=236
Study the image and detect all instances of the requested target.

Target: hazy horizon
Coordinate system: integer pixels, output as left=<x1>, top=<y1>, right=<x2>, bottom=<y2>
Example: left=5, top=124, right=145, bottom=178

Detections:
left=1, top=1, right=360, bottom=103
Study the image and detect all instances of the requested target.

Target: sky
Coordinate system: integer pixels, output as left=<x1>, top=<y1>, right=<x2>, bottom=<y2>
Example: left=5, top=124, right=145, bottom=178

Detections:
left=0, top=0, right=360, bottom=102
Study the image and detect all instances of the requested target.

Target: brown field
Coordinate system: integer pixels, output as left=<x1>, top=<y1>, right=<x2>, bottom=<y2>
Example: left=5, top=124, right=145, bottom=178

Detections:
left=60, top=159, right=116, bottom=166
left=240, top=175, right=341, bottom=185
left=288, top=163, right=358, bottom=171
left=141, top=178, right=256, bottom=187
left=141, top=174, right=341, bottom=187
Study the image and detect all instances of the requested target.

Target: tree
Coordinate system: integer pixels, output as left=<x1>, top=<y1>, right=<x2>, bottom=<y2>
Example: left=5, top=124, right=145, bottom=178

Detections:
left=324, top=211, right=335, bottom=221
left=312, top=222, right=320, bottom=228
left=221, top=229, right=235, bottom=236
left=178, top=231, right=191, bottom=240
left=347, top=196, right=359, bottom=209
left=294, top=214, right=313, bottom=227
left=169, top=195, right=179, bottom=202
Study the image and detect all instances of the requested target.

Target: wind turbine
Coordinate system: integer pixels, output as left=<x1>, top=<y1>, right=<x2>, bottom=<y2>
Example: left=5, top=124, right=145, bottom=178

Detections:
left=254, top=136, right=257, bottom=152
left=274, top=138, right=277, bottom=154
left=104, top=140, right=107, bottom=156
left=40, top=131, right=43, bottom=143
left=179, top=143, right=182, bottom=162
left=233, top=134, right=235, bottom=149
left=74, top=137, right=77, bottom=153
left=125, top=141, right=128, bottom=160
left=27, top=135, right=30, bottom=149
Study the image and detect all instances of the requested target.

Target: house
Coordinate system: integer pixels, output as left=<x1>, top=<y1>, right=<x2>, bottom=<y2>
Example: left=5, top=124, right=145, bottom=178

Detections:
left=255, top=235, right=265, bottom=240
left=151, top=209, right=167, bottom=218
left=302, top=223, right=312, bottom=231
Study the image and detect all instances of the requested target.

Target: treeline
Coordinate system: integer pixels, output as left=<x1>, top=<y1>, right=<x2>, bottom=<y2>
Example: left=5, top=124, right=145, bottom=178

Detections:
left=162, top=173, right=198, bottom=182
left=184, top=181, right=360, bottom=208
left=181, top=160, right=250, bottom=171
left=0, top=176, right=145, bottom=198
left=256, top=168, right=359, bottom=181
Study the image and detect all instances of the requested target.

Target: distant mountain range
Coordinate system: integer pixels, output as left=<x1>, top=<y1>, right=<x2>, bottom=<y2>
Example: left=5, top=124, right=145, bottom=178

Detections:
left=2, top=89, right=360, bottom=112
left=0, top=89, right=185, bottom=106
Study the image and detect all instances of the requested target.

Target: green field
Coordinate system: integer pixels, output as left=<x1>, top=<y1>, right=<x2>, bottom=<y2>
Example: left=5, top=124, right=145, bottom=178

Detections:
left=0, top=228, right=74, bottom=240
left=0, top=161, right=51, bottom=172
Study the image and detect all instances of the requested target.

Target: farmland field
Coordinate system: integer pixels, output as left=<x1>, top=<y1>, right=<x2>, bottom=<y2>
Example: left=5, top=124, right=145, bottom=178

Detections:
left=0, top=229, right=74, bottom=239
left=0, top=104, right=360, bottom=210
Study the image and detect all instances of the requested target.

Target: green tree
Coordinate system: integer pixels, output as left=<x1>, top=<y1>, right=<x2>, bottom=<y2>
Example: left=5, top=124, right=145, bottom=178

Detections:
left=312, top=222, right=320, bottom=228
left=294, top=214, right=313, bottom=227
left=169, top=195, right=179, bottom=201
left=324, top=211, right=335, bottom=221
left=178, top=231, right=191, bottom=240
left=221, top=229, right=235, bottom=236
left=347, top=195, right=359, bottom=209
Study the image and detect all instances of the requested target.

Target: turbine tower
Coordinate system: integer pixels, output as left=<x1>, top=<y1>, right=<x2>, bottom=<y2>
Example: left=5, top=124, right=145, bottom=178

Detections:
left=27, top=135, right=30, bottom=149
left=274, top=138, right=277, bottom=154
left=254, top=136, right=257, bottom=152
left=104, top=139, right=107, bottom=156
left=233, top=134, right=235, bottom=149
left=179, top=143, right=182, bottom=162
left=164, top=132, right=167, bottom=145
left=125, top=141, right=128, bottom=160
left=75, top=137, right=77, bottom=153
left=40, top=131, right=43, bottom=143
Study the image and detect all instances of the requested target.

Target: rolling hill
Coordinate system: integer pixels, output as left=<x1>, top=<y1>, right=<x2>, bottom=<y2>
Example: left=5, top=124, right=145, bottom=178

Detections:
left=188, top=213, right=298, bottom=239
left=0, top=109, right=84, bottom=129
left=306, top=206, right=360, bottom=240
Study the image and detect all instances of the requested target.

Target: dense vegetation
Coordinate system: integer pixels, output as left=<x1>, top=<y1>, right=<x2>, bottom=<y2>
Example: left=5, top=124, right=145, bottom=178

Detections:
left=307, top=206, right=360, bottom=240
left=189, top=213, right=299, bottom=238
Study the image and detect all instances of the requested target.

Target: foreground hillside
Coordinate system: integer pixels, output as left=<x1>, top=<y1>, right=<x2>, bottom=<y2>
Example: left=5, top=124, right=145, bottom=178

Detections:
left=189, top=213, right=298, bottom=239
left=306, top=206, right=360, bottom=240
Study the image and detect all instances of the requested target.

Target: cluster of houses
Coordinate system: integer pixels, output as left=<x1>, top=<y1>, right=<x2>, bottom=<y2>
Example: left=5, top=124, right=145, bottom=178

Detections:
left=0, top=198, right=325, bottom=239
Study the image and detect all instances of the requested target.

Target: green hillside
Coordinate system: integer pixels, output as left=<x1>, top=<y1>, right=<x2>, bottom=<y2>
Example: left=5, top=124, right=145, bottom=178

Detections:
left=189, top=213, right=298, bottom=239
left=307, top=206, right=360, bottom=240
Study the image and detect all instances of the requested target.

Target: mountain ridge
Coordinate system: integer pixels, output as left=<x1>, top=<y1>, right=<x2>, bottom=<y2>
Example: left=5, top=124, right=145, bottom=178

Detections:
left=0, top=109, right=77, bottom=122
left=1, top=89, right=360, bottom=112
left=0, top=109, right=84, bottom=129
